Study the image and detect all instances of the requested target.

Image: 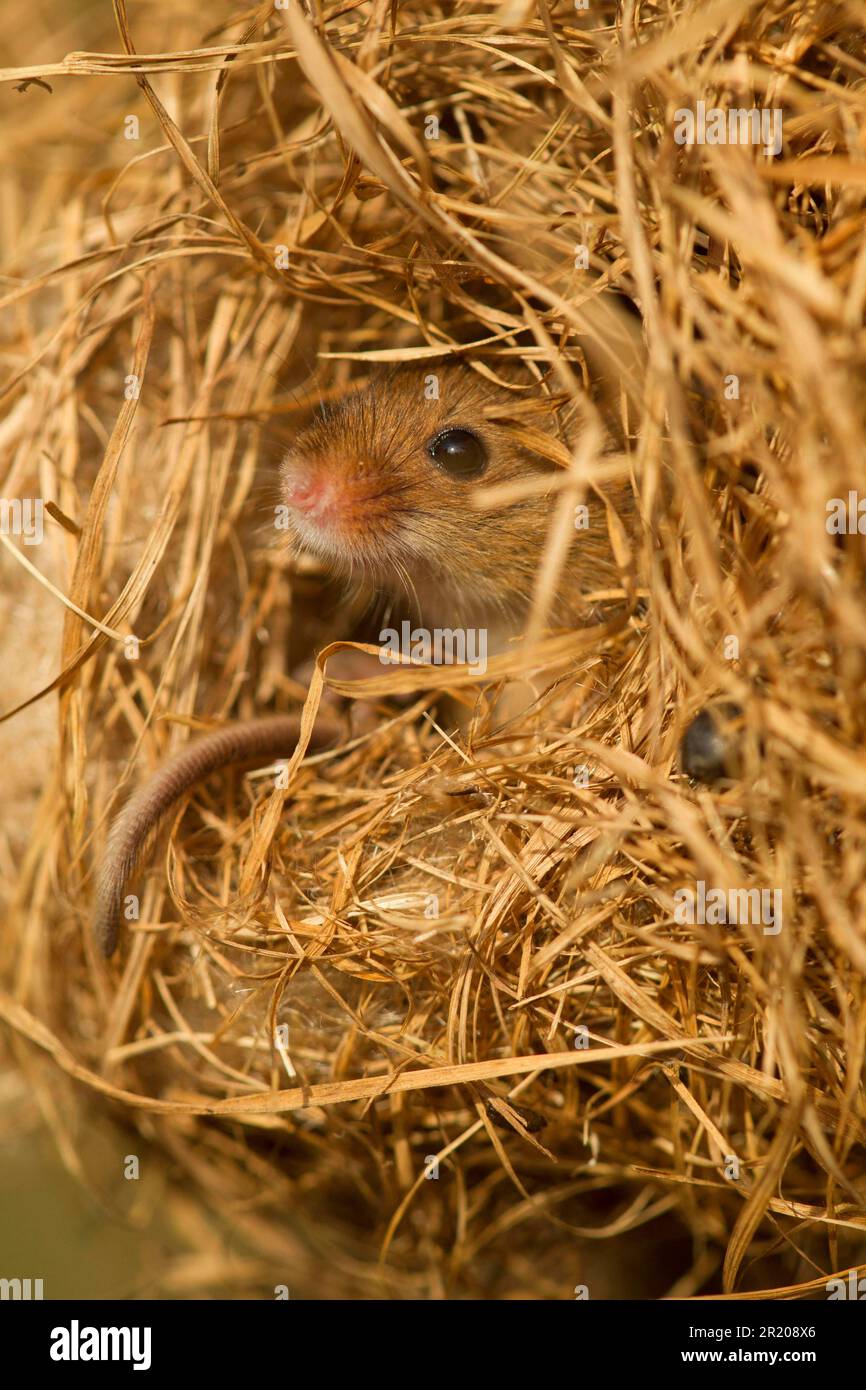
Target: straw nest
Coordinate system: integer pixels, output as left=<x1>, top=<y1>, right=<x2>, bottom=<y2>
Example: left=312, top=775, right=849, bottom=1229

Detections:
left=2, top=0, right=866, bottom=1299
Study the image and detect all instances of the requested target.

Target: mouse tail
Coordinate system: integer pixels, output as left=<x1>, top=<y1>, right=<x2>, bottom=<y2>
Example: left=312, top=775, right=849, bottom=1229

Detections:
left=94, top=713, right=337, bottom=958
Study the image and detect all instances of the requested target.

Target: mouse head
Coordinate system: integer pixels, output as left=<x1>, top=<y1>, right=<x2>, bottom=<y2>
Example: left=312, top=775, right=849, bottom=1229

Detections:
left=280, top=363, right=611, bottom=620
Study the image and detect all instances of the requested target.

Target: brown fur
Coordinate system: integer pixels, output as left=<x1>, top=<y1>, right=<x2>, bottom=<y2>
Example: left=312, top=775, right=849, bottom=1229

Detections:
left=96, top=364, right=630, bottom=955
left=280, top=364, right=627, bottom=625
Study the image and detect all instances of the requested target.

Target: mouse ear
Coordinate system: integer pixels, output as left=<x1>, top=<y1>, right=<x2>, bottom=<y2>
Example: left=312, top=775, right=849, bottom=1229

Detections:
left=426, top=428, right=488, bottom=480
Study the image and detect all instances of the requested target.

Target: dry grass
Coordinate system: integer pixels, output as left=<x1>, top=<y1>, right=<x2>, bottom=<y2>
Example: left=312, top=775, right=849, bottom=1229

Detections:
left=2, top=0, right=866, bottom=1298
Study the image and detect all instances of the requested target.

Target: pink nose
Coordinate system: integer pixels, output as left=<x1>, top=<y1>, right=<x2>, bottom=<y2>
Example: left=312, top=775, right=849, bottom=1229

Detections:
left=284, top=475, right=335, bottom=517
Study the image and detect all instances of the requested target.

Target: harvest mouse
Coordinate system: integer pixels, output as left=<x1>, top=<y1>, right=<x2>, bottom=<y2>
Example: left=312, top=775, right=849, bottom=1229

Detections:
left=280, top=363, right=622, bottom=624
left=94, top=362, right=630, bottom=956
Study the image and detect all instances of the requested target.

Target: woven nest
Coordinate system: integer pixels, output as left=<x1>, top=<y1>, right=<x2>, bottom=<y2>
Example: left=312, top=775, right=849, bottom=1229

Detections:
left=2, top=0, right=866, bottom=1299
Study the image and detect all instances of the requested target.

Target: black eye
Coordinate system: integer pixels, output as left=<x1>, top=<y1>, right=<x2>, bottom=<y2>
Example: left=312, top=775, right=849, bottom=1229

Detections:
left=427, top=428, right=488, bottom=480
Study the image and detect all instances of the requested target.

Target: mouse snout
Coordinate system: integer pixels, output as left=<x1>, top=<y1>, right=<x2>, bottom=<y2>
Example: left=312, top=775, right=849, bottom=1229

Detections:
left=281, top=453, right=393, bottom=564
left=283, top=471, right=338, bottom=520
